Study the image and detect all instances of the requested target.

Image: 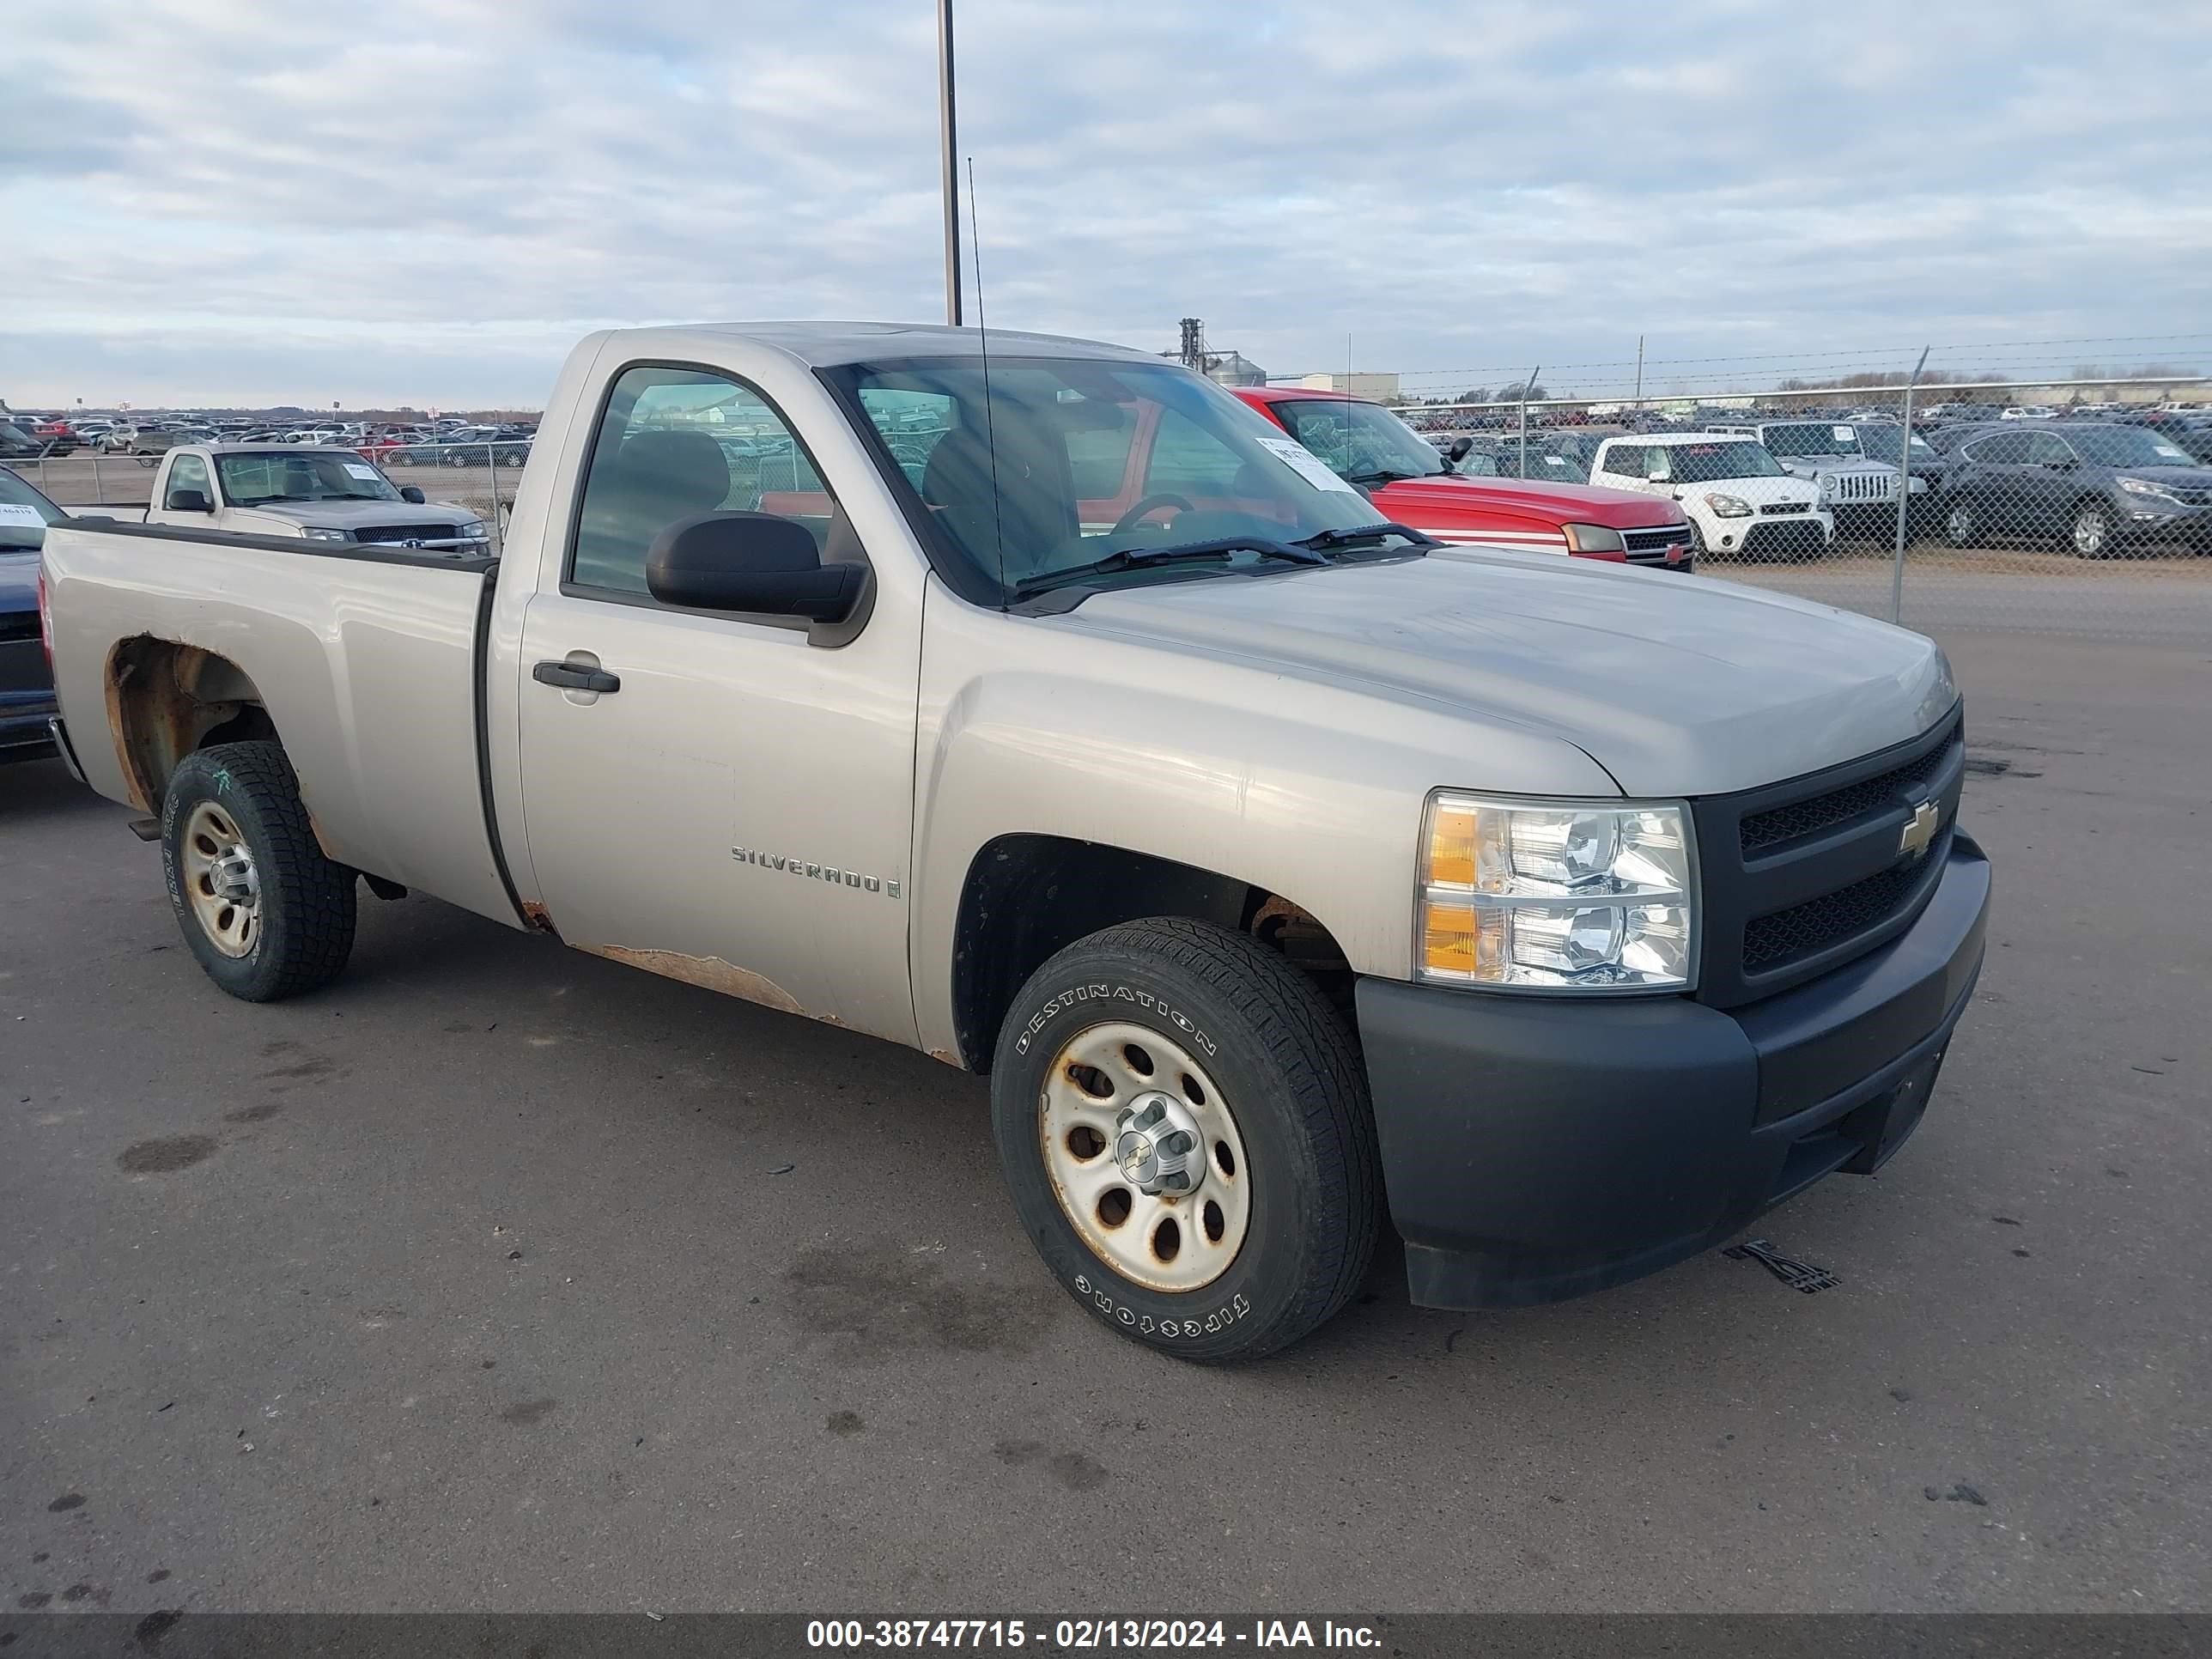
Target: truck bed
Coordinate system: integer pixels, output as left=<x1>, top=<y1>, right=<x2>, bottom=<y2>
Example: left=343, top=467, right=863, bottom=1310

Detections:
left=41, top=520, right=520, bottom=927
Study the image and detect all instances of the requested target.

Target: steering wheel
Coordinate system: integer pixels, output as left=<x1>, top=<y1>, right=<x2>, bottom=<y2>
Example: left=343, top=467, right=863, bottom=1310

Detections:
left=1108, top=493, right=1194, bottom=539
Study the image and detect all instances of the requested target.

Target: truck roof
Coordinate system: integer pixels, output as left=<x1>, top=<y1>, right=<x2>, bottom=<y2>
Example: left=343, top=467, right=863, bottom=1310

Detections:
left=604, top=321, right=1158, bottom=369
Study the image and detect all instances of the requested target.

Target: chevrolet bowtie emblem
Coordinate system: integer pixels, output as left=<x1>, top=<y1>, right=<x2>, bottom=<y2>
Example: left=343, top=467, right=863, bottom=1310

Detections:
left=1899, top=799, right=1940, bottom=859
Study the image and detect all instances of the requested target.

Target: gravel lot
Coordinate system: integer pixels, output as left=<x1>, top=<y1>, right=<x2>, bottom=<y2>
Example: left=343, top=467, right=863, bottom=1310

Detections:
left=3, top=618, right=2207, bottom=1616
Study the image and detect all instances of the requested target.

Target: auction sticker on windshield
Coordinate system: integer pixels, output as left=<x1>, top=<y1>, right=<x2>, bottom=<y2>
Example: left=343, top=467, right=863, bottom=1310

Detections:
left=1255, top=434, right=1364, bottom=495
left=343, top=462, right=380, bottom=480
left=0, top=504, right=46, bottom=526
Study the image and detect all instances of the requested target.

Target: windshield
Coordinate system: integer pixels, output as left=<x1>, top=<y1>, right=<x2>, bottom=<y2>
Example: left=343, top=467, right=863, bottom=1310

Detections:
left=831, top=357, right=1395, bottom=603
left=1761, top=422, right=1863, bottom=459
left=1268, top=398, right=1446, bottom=483
left=1, top=466, right=68, bottom=550
left=2067, top=427, right=2196, bottom=468
left=1853, top=423, right=1937, bottom=465
left=215, top=450, right=401, bottom=506
left=1662, top=441, right=1786, bottom=483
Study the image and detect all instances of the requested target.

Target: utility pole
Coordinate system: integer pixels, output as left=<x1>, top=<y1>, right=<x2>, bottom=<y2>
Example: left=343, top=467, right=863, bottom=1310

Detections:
left=1633, top=335, right=1644, bottom=410
left=938, top=0, right=963, bottom=327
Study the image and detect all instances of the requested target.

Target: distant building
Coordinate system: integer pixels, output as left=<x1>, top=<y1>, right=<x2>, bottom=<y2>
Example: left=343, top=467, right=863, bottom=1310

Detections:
left=1200, top=350, right=1269, bottom=388
left=1299, top=371, right=1401, bottom=403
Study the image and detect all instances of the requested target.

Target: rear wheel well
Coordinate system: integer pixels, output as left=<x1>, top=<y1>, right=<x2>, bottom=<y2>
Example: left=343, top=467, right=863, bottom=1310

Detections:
left=106, top=637, right=277, bottom=812
left=950, top=834, right=1354, bottom=1072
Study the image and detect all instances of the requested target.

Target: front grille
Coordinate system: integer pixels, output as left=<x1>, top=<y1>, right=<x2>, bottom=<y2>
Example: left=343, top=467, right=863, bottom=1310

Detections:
left=1759, top=501, right=1814, bottom=517
left=1688, top=706, right=1965, bottom=1009
left=1741, top=729, right=1959, bottom=855
left=2169, top=488, right=2212, bottom=507
left=1825, top=471, right=1896, bottom=503
left=1622, top=525, right=1689, bottom=562
left=1743, top=848, right=1943, bottom=973
left=351, top=524, right=477, bottom=545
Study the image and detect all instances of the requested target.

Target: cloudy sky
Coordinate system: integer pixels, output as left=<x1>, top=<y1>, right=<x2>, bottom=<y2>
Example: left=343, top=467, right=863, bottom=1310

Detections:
left=6, top=0, right=2208, bottom=410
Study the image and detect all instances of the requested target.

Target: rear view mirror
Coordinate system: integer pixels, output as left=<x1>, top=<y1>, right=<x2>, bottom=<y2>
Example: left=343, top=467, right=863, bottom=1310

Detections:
left=399, top=485, right=427, bottom=503
left=167, top=489, right=211, bottom=513
left=646, top=512, right=867, bottom=627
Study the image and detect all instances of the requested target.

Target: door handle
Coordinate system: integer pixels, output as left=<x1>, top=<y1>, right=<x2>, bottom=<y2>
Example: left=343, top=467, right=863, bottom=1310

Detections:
left=532, top=659, right=621, bottom=694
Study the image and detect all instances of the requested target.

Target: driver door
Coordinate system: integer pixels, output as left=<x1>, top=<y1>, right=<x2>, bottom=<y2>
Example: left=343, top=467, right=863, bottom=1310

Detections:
left=514, top=362, right=921, bottom=1045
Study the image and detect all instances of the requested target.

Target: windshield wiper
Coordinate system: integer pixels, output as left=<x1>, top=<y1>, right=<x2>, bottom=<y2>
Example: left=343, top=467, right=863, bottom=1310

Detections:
left=1294, top=522, right=1439, bottom=554
left=1340, top=466, right=1441, bottom=486
left=237, top=494, right=319, bottom=504
left=1010, top=537, right=1326, bottom=600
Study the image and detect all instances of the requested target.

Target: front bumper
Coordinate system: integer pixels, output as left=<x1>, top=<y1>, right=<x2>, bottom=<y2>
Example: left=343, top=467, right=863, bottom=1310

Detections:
left=1357, top=833, right=1990, bottom=1310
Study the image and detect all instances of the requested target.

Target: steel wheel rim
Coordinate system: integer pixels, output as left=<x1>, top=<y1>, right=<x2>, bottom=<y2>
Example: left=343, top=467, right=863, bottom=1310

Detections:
left=1039, top=1020, right=1251, bottom=1294
left=1948, top=504, right=1974, bottom=543
left=2074, top=509, right=2106, bottom=555
left=180, top=801, right=261, bottom=958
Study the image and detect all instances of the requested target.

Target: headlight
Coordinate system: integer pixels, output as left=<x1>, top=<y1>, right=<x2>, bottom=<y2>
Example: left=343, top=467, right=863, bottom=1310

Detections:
left=1703, top=493, right=1752, bottom=518
left=1560, top=522, right=1625, bottom=553
left=1418, top=793, right=1697, bottom=992
left=457, top=519, right=489, bottom=539
left=1907, top=475, right=1929, bottom=494
left=301, top=527, right=350, bottom=541
left=2118, top=477, right=2179, bottom=502
left=1817, top=476, right=1836, bottom=500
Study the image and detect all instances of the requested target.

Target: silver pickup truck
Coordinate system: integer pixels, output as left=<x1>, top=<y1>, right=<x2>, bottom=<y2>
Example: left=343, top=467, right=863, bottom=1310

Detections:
left=94, top=443, right=489, bottom=552
left=40, top=323, right=1990, bottom=1360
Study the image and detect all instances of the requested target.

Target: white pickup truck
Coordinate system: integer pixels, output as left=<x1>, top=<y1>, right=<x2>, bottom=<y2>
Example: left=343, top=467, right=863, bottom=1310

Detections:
left=99, top=442, right=489, bottom=552
left=40, top=323, right=1989, bottom=1359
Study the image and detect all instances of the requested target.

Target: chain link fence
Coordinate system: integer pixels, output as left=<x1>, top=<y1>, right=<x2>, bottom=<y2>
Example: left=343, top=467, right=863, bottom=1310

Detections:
left=1369, top=337, right=2212, bottom=646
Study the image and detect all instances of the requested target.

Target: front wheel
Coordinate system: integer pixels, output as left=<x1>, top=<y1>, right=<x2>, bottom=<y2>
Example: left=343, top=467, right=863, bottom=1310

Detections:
left=161, top=742, right=357, bottom=1001
left=991, top=917, right=1380, bottom=1362
left=2070, top=501, right=2114, bottom=558
left=1943, top=498, right=1979, bottom=548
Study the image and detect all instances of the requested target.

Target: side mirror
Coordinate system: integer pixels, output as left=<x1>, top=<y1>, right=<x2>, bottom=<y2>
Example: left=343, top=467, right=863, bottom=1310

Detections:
left=167, top=489, right=212, bottom=513
left=399, top=485, right=427, bottom=503
left=645, top=512, right=866, bottom=624
left=1446, top=436, right=1474, bottom=464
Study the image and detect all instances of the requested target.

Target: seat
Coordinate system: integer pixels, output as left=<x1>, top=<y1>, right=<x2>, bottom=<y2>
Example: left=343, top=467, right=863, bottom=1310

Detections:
left=919, top=418, right=1078, bottom=586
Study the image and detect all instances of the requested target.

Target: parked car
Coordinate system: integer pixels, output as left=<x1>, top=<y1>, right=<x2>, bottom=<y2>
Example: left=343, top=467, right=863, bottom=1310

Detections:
left=1936, top=421, right=2212, bottom=556
left=0, top=466, right=68, bottom=761
left=41, top=322, right=1990, bottom=1361
left=126, top=444, right=489, bottom=550
left=1710, top=420, right=1917, bottom=540
left=128, top=427, right=196, bottom=459
left=1586, top=434, right=1832, bottom=560
left=1233, top=388, right=1694, bottom=568
left=1474, top=430, right=1613, bottom=486
left=0, top=422, right=58, bottom=459
left=28, top=421, right=80, bottom=455
left=1999, top=405, right=2056, bottom=422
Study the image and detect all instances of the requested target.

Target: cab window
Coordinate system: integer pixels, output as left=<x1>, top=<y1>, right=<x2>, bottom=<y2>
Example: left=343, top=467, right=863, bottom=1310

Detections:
left=569, top=365, right=842, bottom=599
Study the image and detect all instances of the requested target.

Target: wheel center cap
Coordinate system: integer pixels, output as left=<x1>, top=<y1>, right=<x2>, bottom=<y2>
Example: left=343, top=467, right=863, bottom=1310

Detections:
left=1114, top=1091, right=1205, bottom=1198
left=211, top=847, right=259, bottom=906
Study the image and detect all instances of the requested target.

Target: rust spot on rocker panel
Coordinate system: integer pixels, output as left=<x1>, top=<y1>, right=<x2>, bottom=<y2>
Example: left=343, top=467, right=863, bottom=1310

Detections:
left=518, top=900, right=555, bottom=933
left=579, top=945, right=807, bottom=1018
left=927, top=1048, right=964, bottom=1068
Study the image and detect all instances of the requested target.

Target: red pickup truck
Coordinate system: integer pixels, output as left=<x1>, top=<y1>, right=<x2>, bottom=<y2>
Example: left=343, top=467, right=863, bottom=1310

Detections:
left=1233, top=387, right=1694, bottom=569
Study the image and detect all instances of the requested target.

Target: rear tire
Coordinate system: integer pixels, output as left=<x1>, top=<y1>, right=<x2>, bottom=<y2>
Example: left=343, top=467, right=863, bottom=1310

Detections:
left=990, top=917, right=1381, bottom=1362
left=161, top=742, right=356, bottom=1001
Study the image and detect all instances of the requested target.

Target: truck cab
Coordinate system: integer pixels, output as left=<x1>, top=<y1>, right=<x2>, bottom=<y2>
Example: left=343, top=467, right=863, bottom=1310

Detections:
left=144, top=444, right=489, bottom=551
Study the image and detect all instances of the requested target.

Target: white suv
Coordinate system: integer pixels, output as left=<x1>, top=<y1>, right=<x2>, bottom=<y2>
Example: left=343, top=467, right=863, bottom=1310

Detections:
left=1587, top=434, right=1832, bottom=560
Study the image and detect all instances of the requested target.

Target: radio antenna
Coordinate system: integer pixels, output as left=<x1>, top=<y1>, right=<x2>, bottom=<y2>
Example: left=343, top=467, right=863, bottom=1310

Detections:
left=968, top=155, right=1008, bottom=605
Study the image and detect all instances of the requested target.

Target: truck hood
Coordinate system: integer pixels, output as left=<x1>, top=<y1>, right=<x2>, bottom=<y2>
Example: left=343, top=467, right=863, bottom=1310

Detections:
left=1372, top=474, right=1684, bottom=528
left=237, top=501, right=472, bottom=531
left=1065, top=550, right=1954, bottom=797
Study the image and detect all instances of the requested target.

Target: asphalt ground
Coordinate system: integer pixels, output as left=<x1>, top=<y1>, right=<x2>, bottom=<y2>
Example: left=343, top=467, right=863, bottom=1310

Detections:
left=2, top=629, right=2208, bottom=1618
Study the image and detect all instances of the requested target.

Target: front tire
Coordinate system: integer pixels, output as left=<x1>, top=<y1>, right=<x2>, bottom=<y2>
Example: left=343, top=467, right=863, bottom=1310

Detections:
left=2070, top=501, right=2114, bottom=558
left=991, top=917, right=1381, bottom=1362
left=161, top=742, right=356, bottom=1001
